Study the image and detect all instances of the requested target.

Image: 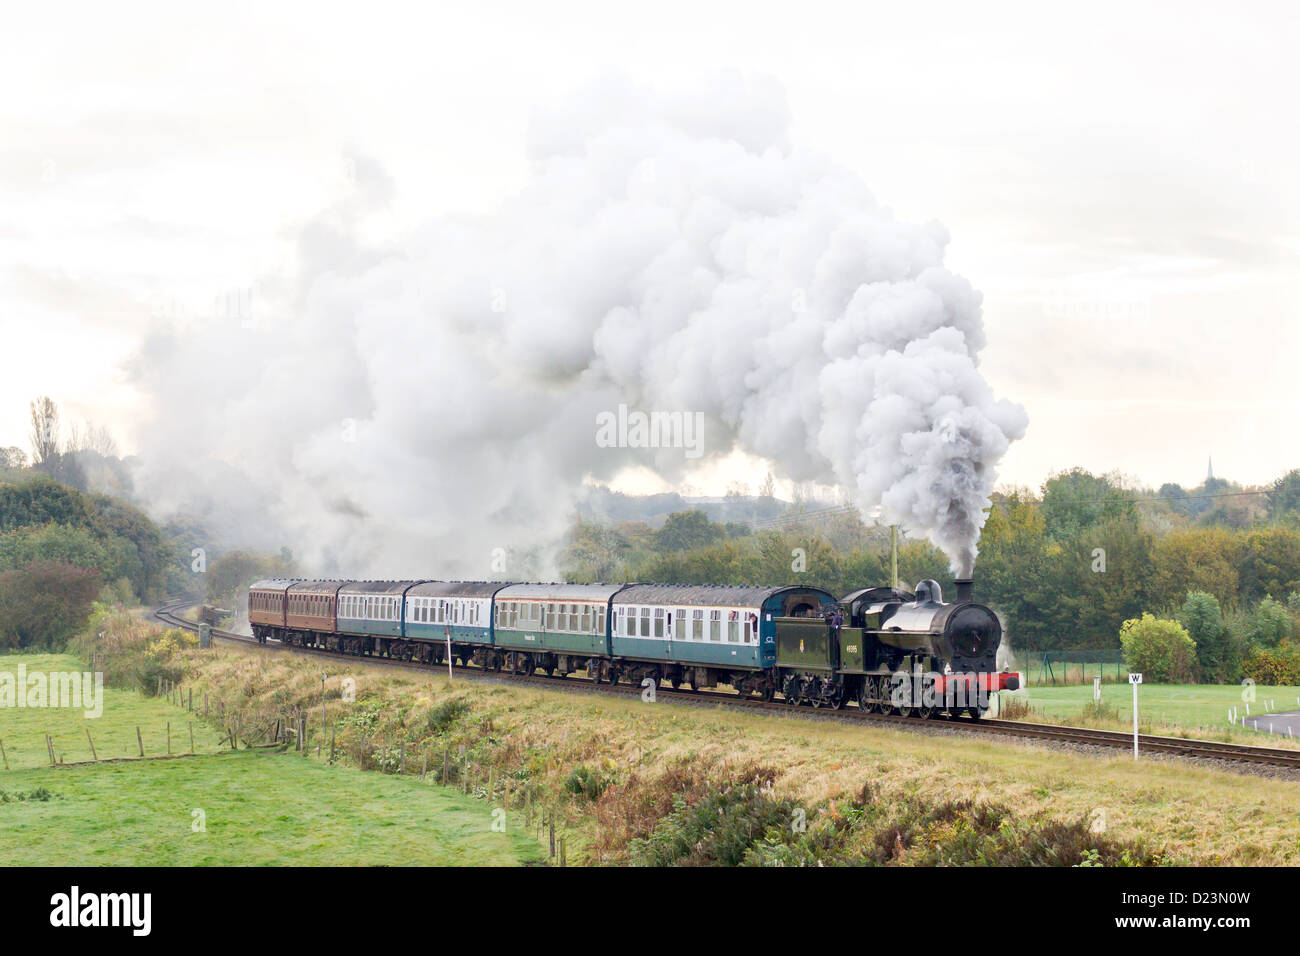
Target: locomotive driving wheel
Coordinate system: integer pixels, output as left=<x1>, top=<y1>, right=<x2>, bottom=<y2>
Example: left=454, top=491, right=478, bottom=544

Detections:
left=782, top=674, right=799, bottom=705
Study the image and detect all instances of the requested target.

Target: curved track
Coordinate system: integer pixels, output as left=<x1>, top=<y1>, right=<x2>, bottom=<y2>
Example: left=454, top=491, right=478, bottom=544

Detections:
left=153, top=601, right=1300, bottom=771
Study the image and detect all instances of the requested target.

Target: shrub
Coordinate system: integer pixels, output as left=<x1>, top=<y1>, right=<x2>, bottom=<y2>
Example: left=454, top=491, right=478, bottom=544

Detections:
left=564, top=765, right=612, bottom=802
left=1119, top=614, right=1197, bottom=683
left=1241, top=641, right=1300, bottom=686
left=426, top=697, right=471, bottom=734
left=0, top=561, right=100, bottom=650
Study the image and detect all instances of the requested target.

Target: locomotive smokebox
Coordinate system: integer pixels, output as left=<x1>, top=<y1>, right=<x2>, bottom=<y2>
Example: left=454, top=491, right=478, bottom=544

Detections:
left=954, top=578, right=974, bottom=603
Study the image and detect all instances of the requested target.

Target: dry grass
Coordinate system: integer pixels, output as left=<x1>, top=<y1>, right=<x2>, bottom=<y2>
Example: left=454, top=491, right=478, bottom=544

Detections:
left=170, top=639, right=1300, bottom=866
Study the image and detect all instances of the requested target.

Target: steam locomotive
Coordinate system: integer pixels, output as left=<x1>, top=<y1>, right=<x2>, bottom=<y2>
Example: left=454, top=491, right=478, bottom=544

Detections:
left=248, top=576, right=1018, bottom=719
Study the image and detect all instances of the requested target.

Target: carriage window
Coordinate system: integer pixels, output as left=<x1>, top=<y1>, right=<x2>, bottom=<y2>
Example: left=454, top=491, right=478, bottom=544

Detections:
left=580, top=604, right=592, bottom=632
left=709, top=610, right=722, bottom=641
left=545, top=603, right=556, bottom=630
left=727, top=611, right=740, bottom=643
left=639, top=607, right=651, bottom=637
left=692, top=609, right=704, bottom=640
left=597, top=608, right=606, bottom=634
left=654, top=608, right=665, bottom=638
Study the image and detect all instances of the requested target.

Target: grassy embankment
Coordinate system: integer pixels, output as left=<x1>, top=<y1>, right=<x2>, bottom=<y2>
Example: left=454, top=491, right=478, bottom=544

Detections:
left=127, top=630, right=1300, bottom=865
left=7, top=608, right=1300, bottom=866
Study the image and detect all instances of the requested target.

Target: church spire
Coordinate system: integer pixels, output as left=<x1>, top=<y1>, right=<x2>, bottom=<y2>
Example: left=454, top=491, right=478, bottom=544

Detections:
left=1207, top=456, right=1214, bottom=483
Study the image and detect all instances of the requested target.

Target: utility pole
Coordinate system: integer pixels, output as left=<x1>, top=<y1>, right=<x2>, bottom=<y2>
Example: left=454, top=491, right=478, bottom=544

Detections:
left=321, top=672, right=328, bottom=744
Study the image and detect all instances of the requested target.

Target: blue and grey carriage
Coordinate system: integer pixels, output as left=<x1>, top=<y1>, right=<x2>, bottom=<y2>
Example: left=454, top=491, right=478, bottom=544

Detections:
left=334, top=580, right=426, bottom=656
left=607, top=584, right=835, bottom=697
left=403, top=580, right=507, bottom=667
left=492, top=582, right=620, bottom=677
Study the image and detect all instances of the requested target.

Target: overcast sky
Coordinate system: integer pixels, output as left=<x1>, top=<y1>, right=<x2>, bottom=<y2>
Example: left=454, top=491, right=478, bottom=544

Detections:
left=3, top=0, right=1297, bottom=497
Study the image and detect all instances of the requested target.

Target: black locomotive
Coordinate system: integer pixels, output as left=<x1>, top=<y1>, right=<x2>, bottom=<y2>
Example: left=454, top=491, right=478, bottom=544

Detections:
left=773, top=578, right=1018, bottom=718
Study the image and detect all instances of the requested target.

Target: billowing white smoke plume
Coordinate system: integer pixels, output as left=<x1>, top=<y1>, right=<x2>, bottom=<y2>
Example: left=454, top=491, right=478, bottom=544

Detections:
left=130, top=73, right=1026, bottom=579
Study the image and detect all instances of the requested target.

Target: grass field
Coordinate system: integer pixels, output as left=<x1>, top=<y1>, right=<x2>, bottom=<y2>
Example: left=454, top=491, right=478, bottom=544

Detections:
left=172, top=641, right=1300, bottom=864
left=0, top=749, right=543, bottom=865
left=1000, top=682, right=1300, bottom=743
left=0, top=653, right=227, bottom=769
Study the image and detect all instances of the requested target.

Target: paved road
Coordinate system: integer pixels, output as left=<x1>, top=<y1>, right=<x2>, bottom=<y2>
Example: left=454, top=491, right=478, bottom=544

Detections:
left=1244, top=709, right=1300, bottom=738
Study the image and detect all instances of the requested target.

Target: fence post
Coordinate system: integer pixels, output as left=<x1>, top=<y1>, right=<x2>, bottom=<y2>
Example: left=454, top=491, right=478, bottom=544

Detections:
left=86, top=728, right=97, bottom=761
left=137, top=726, right=144, bottom=757
left=167, top=722, right=172, bottom=755
left=0, top=738, right=8, bottom=770
left=189, top=722, right=195, bottom=754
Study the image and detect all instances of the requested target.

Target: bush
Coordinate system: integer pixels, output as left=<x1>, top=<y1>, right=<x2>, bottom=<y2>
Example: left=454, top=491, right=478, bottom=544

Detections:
left=1242, top=641, right=1300, bottom=686
left=426, top=697, right=471, bottom=734
left=1119, top=614, right=1197, bottom=683
left=564, top=765, right=612, bottom=802
left=0, top=561, right=100, bottom=650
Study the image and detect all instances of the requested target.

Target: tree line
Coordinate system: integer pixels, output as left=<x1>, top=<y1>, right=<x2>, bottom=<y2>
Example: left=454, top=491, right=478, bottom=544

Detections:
left=559, top=467, right=1300, bottom=683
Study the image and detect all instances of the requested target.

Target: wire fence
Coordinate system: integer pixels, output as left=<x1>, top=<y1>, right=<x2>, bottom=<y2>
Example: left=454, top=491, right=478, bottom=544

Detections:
left=1020, top=650, right=1127, bottom=686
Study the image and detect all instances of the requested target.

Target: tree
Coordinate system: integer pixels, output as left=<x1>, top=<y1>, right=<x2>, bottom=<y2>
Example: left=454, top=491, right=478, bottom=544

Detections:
left=29, top=396, right=60, bottom=465
left=654, top=511, right=724, bottom=553
left=1149, top=527, right=1240, bottom=611
left=66, top=420, right=119, bottom=458
left=1236, top=528, right=1300, bottom=604
left=1179, top=591, right=1239, bottom=682
left=758, top=472, right=776, bottom=499
left=1040, top=468, right=1137, bottom=541
left=0, top=447, right=27, bottom=470
left=0, top=561, right=100, bottom=649
left=1119, top=613, right=1197, bottom=683
left=1241, top=596, right=1295, bottom=648
left=1267, top=470, right=1300, bottom=523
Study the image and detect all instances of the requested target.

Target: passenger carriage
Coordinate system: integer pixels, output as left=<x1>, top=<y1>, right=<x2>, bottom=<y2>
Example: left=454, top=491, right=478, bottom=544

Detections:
left=404, top=581, right=506, bottom=668
left=247, top=578, right=300, bottom=643
left=335, top=580, right=429, bottom=658
left=283, top=580, right=348, bottom=648
left=609, top=584, right=835, bottom=697
left=492, top=583, right=620, bottom=678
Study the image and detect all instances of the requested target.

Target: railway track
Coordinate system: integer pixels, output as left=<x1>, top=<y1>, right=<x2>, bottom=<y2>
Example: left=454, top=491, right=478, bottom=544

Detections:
left=152, top=601, right=1300, bottom=772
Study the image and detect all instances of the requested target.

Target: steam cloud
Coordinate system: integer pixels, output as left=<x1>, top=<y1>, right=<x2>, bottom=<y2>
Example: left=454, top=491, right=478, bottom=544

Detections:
left=130, top=73, right=1026, bottom=579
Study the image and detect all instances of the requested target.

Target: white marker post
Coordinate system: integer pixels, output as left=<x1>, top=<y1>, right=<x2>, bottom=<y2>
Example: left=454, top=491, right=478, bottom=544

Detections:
left=1129, top=672, right=1143, bottom=759
left=445, top=626, right=454, bottom=682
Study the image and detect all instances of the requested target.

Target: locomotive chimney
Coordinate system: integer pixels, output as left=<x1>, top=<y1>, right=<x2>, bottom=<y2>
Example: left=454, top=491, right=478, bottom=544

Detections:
left=954, top=578, right=974, bottom=603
